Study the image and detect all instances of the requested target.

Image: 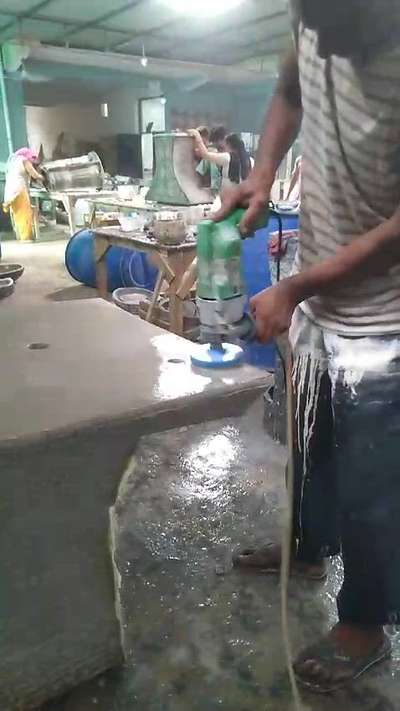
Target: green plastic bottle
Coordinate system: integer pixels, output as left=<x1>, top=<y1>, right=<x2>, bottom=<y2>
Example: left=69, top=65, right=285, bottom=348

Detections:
left=197, top=209, right=245, bottom=301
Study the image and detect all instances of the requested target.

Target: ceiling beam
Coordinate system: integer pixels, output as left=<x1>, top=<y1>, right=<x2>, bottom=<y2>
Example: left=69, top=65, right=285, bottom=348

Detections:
left=220, top=36, right=290, bottom=64
left=212, top=30, right=289, bottom=56
left=170, top=9, right=287, bottom=50
left=111, top=19, right=177, bottom=50
left=0, top=10, right=133, bottom=37
left=49, top=0, right=146, bottom=42
left=165, top=29, right=288, bottom=66
left=0, top=0, right=58, bottom=39
left=111, top=8, right=288, bottom=54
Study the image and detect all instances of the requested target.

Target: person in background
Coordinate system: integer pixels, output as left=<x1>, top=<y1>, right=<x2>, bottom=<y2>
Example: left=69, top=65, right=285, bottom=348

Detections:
left=194, top=126, right=212, bottom=188
left=209, top=125, right=227, bottom=152
left=189, top=129, right=253, bottom=193
left=195, top=125, right=227, bottom=195
left=3, top=147, right=44, bottom=241
left=194, top=126, right=210, bottom=160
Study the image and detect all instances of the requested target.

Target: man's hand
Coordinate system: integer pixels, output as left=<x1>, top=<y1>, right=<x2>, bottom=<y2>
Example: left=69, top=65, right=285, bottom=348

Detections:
left=212, top=174, right=272, bottom=235
left=250, top=280, right=300, bottom=343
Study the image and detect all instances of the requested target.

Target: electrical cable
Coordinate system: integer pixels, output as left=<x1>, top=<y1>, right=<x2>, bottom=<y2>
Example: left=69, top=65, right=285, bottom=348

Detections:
left=272, top=200, right=308, bottom=711
left=281, top=348, right=308, bottom=711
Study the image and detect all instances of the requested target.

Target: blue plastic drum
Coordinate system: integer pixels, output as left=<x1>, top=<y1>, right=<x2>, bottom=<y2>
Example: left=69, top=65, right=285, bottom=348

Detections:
left=241, top=212, right=299, bottom=370
left=65, top=229, right=158, bottom=293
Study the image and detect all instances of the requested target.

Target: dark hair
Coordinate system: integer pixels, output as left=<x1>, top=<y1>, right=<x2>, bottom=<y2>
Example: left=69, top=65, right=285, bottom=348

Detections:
left=225, top=133, right=251, bottom=183
left=210, top=125, right=227, bottom=145
left=196, top=125, right=210, bottom=141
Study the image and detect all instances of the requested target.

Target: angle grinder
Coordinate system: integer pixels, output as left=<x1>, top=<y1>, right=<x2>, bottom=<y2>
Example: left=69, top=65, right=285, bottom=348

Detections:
left=191, top=208, right=268, bottom=369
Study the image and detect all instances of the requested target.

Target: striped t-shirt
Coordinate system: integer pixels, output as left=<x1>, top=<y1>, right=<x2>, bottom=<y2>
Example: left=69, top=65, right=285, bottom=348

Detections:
left=296, top=24, right=400, bottom=335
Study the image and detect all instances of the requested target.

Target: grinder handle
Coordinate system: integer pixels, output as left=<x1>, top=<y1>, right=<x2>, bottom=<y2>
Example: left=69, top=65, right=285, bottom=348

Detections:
left=223, top=208, right=246, bottom=228
left=221, top=207, right=269, bottom=237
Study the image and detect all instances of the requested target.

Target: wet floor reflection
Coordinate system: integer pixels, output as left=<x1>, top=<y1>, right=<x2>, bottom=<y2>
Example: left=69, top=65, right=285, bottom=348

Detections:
left=43, top=406, right=400, bottom=711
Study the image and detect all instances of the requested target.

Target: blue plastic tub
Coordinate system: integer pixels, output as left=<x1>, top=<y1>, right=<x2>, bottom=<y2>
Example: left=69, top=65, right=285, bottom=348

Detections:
left=241, top=212, right=299, bottom=370
left=65, top=229, right=158, bottom=293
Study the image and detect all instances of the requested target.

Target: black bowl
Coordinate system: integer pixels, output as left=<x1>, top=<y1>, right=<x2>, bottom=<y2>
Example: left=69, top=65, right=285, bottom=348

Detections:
left=0, top=263, right=24, bottom=281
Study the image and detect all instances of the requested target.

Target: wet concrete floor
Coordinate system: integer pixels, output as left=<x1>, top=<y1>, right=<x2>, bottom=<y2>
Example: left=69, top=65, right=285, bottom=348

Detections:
left=40, top=400, right=400, bottom=711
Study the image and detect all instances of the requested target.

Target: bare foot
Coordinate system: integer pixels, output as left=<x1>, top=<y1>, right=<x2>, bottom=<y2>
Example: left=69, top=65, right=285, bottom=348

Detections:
left=232, top=543, right=327, bottom=580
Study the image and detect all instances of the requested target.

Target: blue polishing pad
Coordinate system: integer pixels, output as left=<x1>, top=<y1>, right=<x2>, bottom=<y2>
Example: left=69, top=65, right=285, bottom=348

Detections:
left=191, top=343, right=244, bottom=369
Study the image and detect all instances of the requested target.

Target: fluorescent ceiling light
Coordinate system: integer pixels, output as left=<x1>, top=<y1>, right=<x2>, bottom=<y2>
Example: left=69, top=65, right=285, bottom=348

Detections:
left=140, top=44, right=148, bottom=67
left=163, top=0, right=244, bottom=17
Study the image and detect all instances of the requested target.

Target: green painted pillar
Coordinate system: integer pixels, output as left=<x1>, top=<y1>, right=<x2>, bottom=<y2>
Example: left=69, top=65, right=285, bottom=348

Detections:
left=0, top=43, right=28, bottom=209
left=0, top=47, right=27, bottom=163
left=0, top=44, right=28, bottom=237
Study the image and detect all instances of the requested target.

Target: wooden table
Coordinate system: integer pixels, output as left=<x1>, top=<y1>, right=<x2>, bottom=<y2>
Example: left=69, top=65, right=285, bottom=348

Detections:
left=88, top=196, right=212, bottom=225
left=89, top=196, right=159, bottom=222
left=30, top=189, right=116, bottom=237
left=93, top=226, right=198, bottom=337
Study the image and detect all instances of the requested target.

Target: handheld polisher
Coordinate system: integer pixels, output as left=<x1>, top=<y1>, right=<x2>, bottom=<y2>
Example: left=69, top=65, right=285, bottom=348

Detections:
left=191, top=208, right=268, bottom=368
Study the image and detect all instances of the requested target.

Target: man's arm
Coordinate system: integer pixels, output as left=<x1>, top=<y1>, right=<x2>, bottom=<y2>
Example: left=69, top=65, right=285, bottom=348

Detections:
left=291, top=211, right=400, bottom=298
left=214, top=48, right=303, bottom=233
left=251, top=211, right=400, bottom=343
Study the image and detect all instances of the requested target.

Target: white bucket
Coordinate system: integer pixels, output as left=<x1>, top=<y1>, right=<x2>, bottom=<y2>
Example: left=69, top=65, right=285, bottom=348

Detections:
left=74, top=199, right=90, bottom=227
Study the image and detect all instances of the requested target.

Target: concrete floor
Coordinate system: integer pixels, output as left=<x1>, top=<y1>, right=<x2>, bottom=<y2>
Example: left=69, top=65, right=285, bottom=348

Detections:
left=1, top=237, right=95, bottom=305
left=3, top=239, right=400, bottom=711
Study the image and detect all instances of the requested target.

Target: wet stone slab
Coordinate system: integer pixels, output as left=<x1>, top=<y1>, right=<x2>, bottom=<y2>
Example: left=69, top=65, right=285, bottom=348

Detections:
left=44, top=409, right=400, bottom=711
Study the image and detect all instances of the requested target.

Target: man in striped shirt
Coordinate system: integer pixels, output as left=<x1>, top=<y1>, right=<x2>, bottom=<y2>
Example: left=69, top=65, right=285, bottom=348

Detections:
left=217, top=0, right=400, bottom=693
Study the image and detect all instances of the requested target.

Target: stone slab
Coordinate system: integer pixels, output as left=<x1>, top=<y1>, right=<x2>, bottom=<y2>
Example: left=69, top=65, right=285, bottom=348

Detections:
left=0, top=299, right=268, bottom=447
left=0, top=297, right=270, bottom=710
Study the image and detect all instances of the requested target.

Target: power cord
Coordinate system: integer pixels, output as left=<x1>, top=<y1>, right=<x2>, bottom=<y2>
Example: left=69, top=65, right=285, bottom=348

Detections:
left=271, top=201, right=308, bottom=710
left=281, top=348, right=309, bottom=711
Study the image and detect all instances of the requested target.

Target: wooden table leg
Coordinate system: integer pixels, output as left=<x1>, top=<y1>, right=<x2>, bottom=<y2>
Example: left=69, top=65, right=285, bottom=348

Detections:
left=167, top=252, right=185, bottom=336
left=169, top=294, right=184, bottom=336
left=151, top=252, right=175, bottom=284
left=32, top=197, right=40, bottom=242
left=176, top=257, right=197, bottom=300
left=88, top=203, right=96, bottom=229
left=146, top=270, right=164, bottom=323
left=95, top=236, right=110, bottom=299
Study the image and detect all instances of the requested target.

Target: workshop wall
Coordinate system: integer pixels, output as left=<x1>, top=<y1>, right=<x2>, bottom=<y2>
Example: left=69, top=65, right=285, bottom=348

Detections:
left=25, top=85, right=157, bottom=160
left=26, top=104, right=105, bottom=159
left=165, top=83, right=274, bottom=134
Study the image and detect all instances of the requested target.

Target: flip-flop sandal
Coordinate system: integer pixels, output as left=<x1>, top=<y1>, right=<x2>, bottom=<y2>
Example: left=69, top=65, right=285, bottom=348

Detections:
left=232, top=544, right=327, bottom=581
left=294, top=635, right=392, bottom=694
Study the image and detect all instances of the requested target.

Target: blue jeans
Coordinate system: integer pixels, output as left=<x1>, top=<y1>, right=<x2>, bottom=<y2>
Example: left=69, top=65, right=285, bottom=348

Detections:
left=290, top=308, right=400, bottom=625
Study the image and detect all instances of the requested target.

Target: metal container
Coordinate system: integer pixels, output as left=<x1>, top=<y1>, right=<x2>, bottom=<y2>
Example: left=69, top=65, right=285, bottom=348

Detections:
left=112, top=287, right=153, bottom=315
left=152, top=217, right=186, bottom=245
left=42, top=152, right=104, bottom=192
left=147, top=133, right=213, bottom=206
